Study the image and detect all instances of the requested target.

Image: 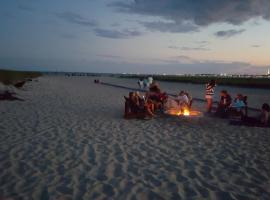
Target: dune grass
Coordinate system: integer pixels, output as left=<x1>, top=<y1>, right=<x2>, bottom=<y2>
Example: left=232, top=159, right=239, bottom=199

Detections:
left=0, top=69, right=42, bottom=85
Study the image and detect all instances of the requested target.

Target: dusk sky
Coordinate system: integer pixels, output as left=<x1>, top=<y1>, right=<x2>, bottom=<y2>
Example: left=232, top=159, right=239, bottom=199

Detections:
left=1, top=0, right=270, bottom=74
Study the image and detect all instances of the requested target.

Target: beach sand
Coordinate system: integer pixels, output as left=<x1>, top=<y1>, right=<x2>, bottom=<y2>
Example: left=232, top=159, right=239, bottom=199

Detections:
left=0, top=76, right=270, bottom=200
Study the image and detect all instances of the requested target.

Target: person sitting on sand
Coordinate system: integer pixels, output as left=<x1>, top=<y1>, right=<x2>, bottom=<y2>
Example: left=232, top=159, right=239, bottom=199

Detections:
left=229, top=94, right=247, bottom=118
left=176, top=91, right=189, bottom=108
left=149, top=81, right=160, bottom=91
left=216, top=90, right=232, bottom=117
left=163, top=92, right=190, bottom=115
left=146, top=82, right=166, bottom=110
left=184, top=91, right=193, bottom=109
left=163, top=95, right=180, bottom=114
left=124, top=92, right=139, bottom=114
left=261, top=103, right=270, bottom=125
left=166, top=91, right=190, bottom=115
left=230, top=103, right=270, bottom=127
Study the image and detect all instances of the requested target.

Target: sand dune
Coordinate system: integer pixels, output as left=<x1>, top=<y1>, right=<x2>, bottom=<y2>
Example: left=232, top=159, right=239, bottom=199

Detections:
left=0, top=76, right=270, bottom=200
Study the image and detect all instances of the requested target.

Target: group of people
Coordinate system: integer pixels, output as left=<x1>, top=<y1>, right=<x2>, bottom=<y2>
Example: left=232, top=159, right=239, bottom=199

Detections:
left=124, top=81, right=193, bottom=119
left=94, top=79, right=100, bottom=84
left=205, top=79, right=270, bottom=126
left=124, top=78, right=270, bottom=126
left=124, top=81, right=166, bottom=119
left=137, top=77, right=153, bottom=89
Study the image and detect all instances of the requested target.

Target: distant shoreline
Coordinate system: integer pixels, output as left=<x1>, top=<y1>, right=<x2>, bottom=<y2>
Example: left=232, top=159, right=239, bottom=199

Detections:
left=119, top=74, right=270, bottom=89
left=1, top=69, right=269, bottom=89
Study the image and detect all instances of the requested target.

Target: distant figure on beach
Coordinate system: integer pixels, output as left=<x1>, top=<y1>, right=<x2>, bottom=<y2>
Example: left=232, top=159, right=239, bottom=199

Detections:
left=143, top=78, right=149, bottom=89
left=261, top=103, right=270, bottom=125
left=148, top=76, right=153, bottom=85
left=138, top=78, right=144, bottom=89
left=216, top=90, right=232, bottom=117
left=205, top=79, right=216, bottom=113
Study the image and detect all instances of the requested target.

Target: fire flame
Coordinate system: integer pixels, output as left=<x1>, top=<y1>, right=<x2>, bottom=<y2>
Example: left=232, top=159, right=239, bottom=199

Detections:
left=171, top=109, right=190, bottom=116
left=166, top=109, right=201, bottom=117
left=183, top=109, right=190, bottom=116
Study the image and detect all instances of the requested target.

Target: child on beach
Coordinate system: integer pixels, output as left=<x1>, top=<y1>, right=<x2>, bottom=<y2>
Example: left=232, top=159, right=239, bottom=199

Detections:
left=216, top=90, right=232, bottom=117
left=205, top=80, right=216, bottom=113
left=176, top=91, right=190, bottom=108
left=230, top=94, right=247, bottom=118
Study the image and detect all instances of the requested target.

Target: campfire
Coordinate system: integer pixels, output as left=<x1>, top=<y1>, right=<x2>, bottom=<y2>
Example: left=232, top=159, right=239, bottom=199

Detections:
left=166, top=108, right=202, bottom=117
left=183, top=109, right=190, bottom=116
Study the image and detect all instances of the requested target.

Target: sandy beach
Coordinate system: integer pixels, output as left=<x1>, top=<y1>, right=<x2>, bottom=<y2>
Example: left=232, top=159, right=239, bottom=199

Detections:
left=1, top=75, right=270, bottom=200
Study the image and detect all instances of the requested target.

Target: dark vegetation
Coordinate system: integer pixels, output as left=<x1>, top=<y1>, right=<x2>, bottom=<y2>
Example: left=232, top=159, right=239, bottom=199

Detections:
left=0, top=69, right=42, bottom=85
left=0, top=69, right=42, bottom=101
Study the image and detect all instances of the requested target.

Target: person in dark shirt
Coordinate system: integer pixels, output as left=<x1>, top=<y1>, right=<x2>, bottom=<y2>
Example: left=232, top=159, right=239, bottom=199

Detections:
left=216, top=90, right=231, bottom=117
left=261, top=103, right=270, bottom=125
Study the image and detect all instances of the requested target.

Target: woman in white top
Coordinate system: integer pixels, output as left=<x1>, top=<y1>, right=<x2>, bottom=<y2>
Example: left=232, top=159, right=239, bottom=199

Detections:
left=176, top=91, right=189, bottom=108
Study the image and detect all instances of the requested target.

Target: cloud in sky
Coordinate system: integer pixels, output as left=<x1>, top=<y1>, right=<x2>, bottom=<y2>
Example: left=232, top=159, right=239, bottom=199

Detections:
left=181, top=46, right=210, bottom=51
left=96, top=54, right=122, bottom=59
left=55, top=11, right=142, bottom=39
left=56, top=11, right=97, bottom=27
left=214, top=29, right=245, bottom=38
left=110, top=0, right=270, bottom=32
left=60, top=33, right=77, bottom=39
left=196, top=41, right=209, bottom=44
left=93, top=28, right=142, bottom=39
left=17, top=4, right=35, bottom=12
left=251, top=44, right=261, bottom=48
left=139, top=21, right=199, bottom=33
left=168, top=46, right=210, bottom=51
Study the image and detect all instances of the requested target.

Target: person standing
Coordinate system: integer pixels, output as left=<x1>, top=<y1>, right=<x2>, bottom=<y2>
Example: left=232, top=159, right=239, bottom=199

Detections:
left=148, top=76, right=153, bottom=85
left=205, top=79, right=216, bottom=113
left=138, top=78, right=144, bottom=89
left=143, top=78, right=148, bottom=89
